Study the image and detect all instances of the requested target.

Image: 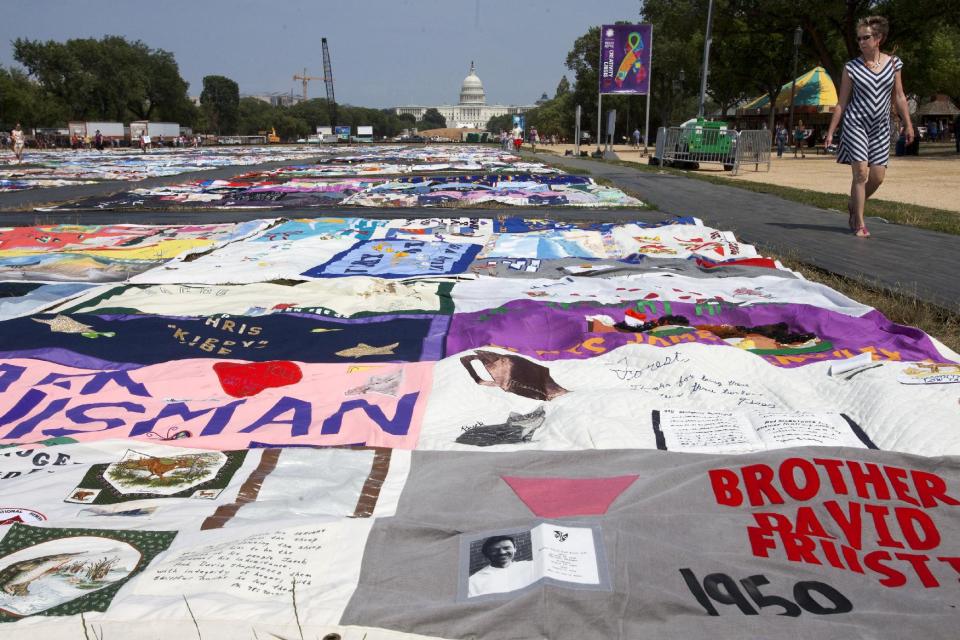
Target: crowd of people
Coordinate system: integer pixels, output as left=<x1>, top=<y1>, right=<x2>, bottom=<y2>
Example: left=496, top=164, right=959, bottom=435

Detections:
left=498, top=127, right=567, bottom=152
left=1, top=127, right=206, bottom=159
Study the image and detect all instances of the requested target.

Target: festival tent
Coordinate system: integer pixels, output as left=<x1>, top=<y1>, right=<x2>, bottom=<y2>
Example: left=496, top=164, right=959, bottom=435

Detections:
left=915, top=94, right=960, bottom=138
left=916, top=94, right=960, bottom=118
left=737, top=66, right=839, bottom=115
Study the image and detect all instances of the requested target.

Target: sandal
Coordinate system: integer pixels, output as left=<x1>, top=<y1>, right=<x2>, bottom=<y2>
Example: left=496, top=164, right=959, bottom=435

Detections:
left=854, top=226, right=871, bottom=238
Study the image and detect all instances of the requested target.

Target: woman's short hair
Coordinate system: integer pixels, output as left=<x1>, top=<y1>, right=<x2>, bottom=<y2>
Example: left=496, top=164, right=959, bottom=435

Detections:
left=481, top=535, right=516, bottom=558
left=857, top=15, right=890, bottom=45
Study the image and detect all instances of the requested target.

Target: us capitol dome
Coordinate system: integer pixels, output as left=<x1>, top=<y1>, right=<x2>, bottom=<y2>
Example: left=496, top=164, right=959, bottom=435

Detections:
left=395, top=61, right=536, bottom=130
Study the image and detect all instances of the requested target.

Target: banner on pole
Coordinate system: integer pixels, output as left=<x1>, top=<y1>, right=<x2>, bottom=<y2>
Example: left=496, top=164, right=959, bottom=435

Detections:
left=599, top=24, right=653, bottom=95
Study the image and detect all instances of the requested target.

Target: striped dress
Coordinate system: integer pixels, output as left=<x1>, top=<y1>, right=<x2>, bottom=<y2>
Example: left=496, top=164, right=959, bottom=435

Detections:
left=837, top=56, right=903, bottom=166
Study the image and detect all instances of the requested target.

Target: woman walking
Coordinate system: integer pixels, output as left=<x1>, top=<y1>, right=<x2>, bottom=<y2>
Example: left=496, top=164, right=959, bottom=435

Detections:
left=825, top=16, right=913, bottom=238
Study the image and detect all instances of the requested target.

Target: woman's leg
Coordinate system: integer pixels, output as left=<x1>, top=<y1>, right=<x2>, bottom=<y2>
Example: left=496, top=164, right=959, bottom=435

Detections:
left=864, top=164, right=886, bottom=200
left=850, top=161, right=869, bottom=231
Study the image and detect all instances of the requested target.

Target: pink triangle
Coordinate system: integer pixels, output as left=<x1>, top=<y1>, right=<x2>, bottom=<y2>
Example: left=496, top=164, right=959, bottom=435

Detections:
left=501, top=475, right=639, bottom=518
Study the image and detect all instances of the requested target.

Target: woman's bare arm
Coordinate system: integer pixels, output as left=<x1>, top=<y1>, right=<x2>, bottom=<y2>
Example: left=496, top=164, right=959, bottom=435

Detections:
left=825, top=67, right=852, bottom=146
left=892, top=66, right=914, bottom=144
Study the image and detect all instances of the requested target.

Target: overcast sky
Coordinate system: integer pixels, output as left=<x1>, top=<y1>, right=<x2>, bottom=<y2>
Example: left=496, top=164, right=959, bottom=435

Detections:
left=2, top=0, right=641, bottom=108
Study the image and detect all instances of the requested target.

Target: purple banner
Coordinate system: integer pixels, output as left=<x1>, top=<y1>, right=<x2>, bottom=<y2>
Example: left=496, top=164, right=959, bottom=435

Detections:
left=599, top=24, right=652, bottom=95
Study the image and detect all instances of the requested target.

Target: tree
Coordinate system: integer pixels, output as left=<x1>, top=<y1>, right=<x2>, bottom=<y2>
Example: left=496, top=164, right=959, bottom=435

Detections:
left=0, top=65, right=69, bottom=127
left=289, top=98, right=332, bottom=128
left=13, top=36, right=192, bottom=122
left=711, top=0, right=960, bottom=103
left=894, top=24, right=960, bottom=103
left=421, top=108, right=447, bottom=129
left=200, top=75, right=239, bottom=135
left=555, top=75, right=571, bottom=98
left=237, top=97, right=275, bottom=135
left=708, top=0, right=805, bottom=130
left=565, top=26, right=602, bottom=137
left=486, top=113, right=513, bottom=133
left=524, top=93, right=575, bottom=138
left=640, top=0, right=711, bottom=128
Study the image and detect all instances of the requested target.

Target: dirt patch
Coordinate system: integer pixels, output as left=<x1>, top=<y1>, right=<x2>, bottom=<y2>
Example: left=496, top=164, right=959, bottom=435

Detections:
left=417, top=127, right=483, bottom=141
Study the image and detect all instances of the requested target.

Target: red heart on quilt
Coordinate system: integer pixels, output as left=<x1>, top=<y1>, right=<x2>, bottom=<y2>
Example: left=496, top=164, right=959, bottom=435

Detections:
left=213, top=360, right=303, bottom=398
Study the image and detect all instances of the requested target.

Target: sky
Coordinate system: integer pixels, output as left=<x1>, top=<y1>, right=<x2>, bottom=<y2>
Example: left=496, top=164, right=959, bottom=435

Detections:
left=1, top=0, right=642, bottom=108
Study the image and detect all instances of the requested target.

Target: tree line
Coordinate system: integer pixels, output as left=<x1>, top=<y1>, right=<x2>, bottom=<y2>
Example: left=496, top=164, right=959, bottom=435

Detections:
left=0, top=36, right=439, bottom=140
left=4, top=7, right=958, bottom=143
left=489, top=0, right=960, bottom=141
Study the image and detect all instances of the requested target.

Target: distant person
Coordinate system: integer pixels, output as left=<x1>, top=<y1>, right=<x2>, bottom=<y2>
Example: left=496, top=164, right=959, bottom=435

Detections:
left=468, top=535, right=536, bottom=597
left=632, top=128, right=641, bottom=148
left=94, top=129, right=103, bottom=152
left=775, top=125, right=787, bottom=157
left=512, top=125, right=523, bottom=152
left=793, top=120, right=806, bottom=158
left=928, top=121, right=938, bottom=143
left=10, top=123, right=25, bottom=164
left=826, top=15, right=913, bottom=238
left=955, top=114, right=960, bottom=153
left=529, top=127, right=538, bottom=151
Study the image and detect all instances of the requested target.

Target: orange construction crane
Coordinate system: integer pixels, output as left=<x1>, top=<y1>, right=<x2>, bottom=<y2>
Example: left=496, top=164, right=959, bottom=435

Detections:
left=293, top=68, right=323, bottom=101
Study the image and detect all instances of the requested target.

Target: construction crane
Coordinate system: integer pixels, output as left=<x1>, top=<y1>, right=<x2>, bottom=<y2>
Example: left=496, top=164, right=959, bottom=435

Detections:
left=290, top=39, right=337, bottom=129
left=293, top=68, right=322, bottom=101
left=321, top=38, right=337, bottom=131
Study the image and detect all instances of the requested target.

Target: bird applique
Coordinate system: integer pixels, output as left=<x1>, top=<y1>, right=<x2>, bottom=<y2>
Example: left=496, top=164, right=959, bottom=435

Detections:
left=335, top=342, right=399, bottom=358
left=32, top=315, right=115, bottom=339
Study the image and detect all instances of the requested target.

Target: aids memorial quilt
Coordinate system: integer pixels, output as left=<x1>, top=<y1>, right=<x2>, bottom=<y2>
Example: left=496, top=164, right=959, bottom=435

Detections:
left=44, top=172, right=642, bottom=211
left=0, top=220, right=272, bottom=283
left=0, top=213, right=958, bottom=640
left=0, top=145, right=324, bottom=190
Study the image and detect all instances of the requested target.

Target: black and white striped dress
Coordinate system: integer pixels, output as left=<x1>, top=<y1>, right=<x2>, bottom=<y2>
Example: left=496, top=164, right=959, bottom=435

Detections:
left=837, top=56, right=903, bottom=166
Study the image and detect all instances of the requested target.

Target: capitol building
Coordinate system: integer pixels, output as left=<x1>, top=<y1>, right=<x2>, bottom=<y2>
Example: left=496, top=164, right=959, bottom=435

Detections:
left=394, top=62, right=537, bottom=129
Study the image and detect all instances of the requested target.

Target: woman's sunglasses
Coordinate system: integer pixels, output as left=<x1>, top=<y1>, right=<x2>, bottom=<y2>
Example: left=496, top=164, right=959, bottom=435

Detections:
left=857, top=34, right=875, bottom=42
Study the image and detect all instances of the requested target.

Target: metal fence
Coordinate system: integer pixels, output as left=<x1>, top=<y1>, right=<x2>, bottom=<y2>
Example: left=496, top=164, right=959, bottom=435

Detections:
left=654, top=126, right=772, bottom=175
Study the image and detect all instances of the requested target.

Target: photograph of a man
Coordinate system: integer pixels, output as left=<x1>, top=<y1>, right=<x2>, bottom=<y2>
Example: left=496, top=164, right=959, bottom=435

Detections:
left=467, top=534, right=537, bottom=597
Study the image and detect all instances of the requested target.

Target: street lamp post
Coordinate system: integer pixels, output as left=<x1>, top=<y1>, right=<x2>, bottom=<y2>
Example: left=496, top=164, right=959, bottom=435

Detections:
left=674, top=70, right=685, bottom=125
left=787, top=26, right=802, bottom=149
left=697, top=0, right=715, bottom=119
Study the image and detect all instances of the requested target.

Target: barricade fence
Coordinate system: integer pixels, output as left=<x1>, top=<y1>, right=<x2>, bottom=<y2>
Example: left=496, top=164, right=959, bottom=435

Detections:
left=654, top=126, right=772, bottom=175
